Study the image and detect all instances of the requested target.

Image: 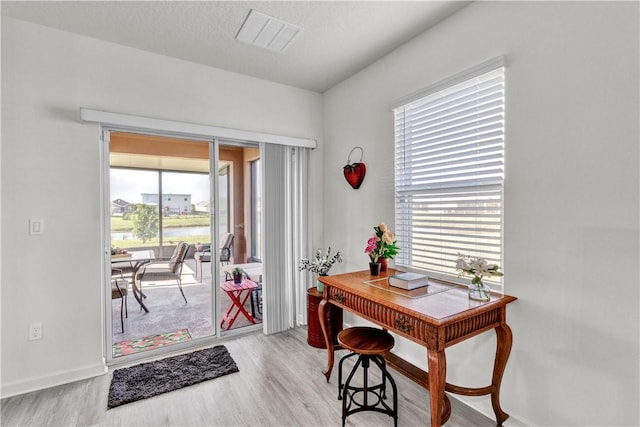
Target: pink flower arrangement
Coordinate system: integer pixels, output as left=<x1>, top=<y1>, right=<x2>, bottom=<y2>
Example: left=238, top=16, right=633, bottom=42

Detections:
left=365, top=222, right=399, bottom=263
left=365, top=236, right=381, bottom=262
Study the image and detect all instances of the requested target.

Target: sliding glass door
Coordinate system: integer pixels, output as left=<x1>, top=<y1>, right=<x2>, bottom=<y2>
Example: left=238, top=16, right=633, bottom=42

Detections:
left=107, top=132, right=215, bottom=359
left=215, top=143, right=264, bottom=334
left=105, top=132, right=266, bottom=361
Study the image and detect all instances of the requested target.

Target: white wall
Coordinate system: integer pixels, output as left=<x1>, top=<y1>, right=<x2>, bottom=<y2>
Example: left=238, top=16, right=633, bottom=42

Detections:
left=323, top=2, right=639, bottom=426
left=0, top=16, right=323, bottom=397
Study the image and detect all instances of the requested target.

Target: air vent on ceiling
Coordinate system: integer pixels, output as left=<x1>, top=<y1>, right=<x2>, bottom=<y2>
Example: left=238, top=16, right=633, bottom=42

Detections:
left=235, top=9, right=302, bottom=53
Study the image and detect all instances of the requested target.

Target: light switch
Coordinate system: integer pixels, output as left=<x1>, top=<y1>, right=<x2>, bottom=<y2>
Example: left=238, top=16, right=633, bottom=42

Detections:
left=29, top=219, right=44, bottom=235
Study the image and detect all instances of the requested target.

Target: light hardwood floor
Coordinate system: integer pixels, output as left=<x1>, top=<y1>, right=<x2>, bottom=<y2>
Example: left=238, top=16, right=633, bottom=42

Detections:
left=1, top=327, right=495, bottom=426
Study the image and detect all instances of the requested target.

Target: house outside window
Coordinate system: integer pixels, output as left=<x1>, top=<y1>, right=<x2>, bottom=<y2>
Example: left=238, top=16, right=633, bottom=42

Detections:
left=393, top=58, right=505, bottom=289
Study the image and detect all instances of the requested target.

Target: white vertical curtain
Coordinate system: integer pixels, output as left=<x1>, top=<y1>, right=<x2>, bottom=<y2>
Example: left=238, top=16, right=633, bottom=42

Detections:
left=261, top=143, right=310, bottom=334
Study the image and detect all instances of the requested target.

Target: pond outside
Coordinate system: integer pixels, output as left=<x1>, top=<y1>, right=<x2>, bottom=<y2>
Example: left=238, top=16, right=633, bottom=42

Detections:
left=112, top=226, right=211, bottom=241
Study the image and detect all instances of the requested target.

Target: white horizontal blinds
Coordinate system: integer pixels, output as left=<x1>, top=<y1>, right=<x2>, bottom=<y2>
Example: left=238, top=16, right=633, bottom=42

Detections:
left=394, top=64, right=505, bottom=288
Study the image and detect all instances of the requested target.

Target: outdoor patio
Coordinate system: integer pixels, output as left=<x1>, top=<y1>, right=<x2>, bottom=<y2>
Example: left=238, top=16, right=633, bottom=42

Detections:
left=111, top=257, right=262, bottom=355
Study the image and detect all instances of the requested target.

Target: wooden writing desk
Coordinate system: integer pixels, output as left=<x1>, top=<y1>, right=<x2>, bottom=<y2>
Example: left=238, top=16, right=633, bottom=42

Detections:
left=318, top=269, right=517, bottom=427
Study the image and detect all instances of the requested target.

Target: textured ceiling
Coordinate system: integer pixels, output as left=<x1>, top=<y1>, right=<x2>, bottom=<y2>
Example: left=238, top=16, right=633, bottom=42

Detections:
left=1, top=1, right=470, bottom=93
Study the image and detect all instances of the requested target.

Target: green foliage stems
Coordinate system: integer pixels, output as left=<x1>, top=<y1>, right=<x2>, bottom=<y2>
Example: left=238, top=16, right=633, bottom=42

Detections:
left=374, top=225, right=399, bottom=259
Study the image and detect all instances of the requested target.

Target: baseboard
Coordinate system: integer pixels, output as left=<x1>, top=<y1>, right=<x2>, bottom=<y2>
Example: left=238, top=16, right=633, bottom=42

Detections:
left=451, top=395, right=530, bottom=426
left=1, top=362, right=108, bottom=399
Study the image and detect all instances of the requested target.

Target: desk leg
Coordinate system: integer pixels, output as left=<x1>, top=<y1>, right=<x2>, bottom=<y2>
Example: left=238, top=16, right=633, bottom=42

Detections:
left=318, top=299, right=334, bottom=382
left=491, top=324, right=513, bottom=426
left=428, top=350, right=447, bottom=427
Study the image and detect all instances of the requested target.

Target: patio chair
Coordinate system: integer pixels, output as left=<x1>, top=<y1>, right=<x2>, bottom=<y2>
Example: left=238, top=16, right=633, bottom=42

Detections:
left=219, top=233, right=234, bottom=265
left=136, top=242, right=189, bottom=304
left=111, top=269, right=128, bottom=333
left=194, top=233, right=235, bottom=281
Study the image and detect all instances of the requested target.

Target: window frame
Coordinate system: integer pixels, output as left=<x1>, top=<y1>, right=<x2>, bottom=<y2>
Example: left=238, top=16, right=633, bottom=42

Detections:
left=392, top=57, right=506, bottom=290
left=250, top=159, right=262, bottom=263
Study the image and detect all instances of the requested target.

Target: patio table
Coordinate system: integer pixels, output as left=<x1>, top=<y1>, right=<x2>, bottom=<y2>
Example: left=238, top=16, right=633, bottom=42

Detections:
left=111, top=250, right=155, bottom=313
left=220, top=279, right=259, bottom=330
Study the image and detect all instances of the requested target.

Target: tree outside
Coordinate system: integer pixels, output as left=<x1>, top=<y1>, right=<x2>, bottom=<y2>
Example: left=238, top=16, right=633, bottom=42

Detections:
left=133, top=203, right=159, bottom=243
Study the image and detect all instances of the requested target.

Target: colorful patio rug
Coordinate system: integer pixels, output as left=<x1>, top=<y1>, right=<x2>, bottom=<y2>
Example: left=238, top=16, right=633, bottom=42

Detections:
left=113, top=329, right=192, bottom=357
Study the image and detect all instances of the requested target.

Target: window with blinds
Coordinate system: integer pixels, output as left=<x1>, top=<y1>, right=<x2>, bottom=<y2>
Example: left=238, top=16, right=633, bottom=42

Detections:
left=393, top=59, right=505, bottom=289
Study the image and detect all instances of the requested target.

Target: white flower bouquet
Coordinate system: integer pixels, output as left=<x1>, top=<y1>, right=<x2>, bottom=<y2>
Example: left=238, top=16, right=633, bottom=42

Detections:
left=299, top=247, right=343, bottom=277
left=455, top=253, right=503, bottom=285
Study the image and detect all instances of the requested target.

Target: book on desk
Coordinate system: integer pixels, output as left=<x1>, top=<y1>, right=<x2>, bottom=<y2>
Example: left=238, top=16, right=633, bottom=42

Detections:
left=388, top=272, right=429, bottom=290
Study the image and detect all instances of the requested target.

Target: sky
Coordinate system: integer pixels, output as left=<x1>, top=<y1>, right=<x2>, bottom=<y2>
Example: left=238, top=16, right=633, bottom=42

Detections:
left=110, top=169, right=211, bottom=204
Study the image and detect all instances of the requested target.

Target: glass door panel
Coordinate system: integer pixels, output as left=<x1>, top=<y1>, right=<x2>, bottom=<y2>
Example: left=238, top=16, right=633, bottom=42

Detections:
left=218, top=144, right=263, bottom=333
left=108, top=132, right=215, bottom=359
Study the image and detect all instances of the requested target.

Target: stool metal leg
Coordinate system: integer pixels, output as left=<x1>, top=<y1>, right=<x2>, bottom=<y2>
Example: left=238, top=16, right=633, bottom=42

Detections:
left=374, top=354, right=387, bottom=399
left=340, top=353, right=398, bottom=427
left=362, top=356, right=370, bottom=408
left=338, top=352, right=358, bottom=400
left=372, top=355, right=398, bottom=427
left=342, top=355, right=364, bottom=427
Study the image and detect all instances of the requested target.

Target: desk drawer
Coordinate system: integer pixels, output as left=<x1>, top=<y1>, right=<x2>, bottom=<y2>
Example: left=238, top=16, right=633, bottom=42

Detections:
left=327, top=286, right=427, bottom=342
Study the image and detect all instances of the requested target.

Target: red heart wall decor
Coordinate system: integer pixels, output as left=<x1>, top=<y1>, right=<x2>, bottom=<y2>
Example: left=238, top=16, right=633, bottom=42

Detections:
left=344, top=162, right=366, bottom=189
left=343, top=146, right=366, bottom=189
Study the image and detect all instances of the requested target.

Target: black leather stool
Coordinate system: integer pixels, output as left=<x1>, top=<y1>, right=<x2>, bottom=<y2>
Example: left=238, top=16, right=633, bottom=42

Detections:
left=337, top=326, right=398, bottom=427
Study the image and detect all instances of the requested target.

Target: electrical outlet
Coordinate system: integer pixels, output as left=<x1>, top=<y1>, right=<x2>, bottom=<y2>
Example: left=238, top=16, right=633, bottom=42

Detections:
left=29, top=322, right=42, bottom=341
